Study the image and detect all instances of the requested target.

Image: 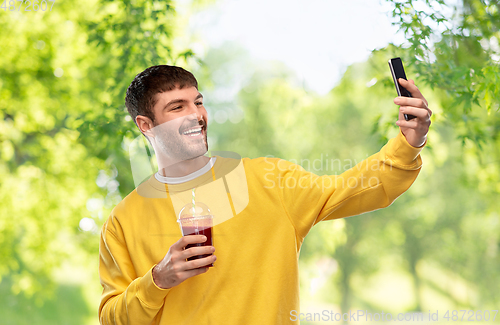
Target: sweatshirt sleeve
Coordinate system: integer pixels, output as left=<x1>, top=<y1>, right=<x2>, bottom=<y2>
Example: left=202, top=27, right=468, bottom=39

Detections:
left=277, top=131, right=424, bottom=239
left=98, top=215, right=171, bottom=325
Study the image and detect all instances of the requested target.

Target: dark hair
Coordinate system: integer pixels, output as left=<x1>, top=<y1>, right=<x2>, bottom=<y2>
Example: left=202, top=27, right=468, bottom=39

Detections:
left=125, top=65, right=198, bottom=126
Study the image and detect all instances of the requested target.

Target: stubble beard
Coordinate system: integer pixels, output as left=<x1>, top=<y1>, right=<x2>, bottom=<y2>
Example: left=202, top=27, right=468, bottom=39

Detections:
left=154, top=122, right=209, bottom=162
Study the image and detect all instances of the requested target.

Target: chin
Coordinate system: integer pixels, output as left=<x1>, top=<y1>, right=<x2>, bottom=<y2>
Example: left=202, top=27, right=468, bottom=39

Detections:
left=192, top=146, right=209, bottom=160
left=180, top=144, right=208, bottom=161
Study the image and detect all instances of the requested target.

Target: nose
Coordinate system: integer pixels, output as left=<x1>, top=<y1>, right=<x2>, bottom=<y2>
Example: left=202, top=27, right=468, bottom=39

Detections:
left=187, top=103, right=206, bottom=125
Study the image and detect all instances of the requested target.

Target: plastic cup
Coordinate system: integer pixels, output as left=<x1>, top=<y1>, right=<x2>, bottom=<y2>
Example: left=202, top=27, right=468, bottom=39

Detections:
left=177, top=203, right=214, bottom=267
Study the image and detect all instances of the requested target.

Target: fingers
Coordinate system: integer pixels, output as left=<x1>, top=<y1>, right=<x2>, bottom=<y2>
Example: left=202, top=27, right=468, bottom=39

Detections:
left=393, top=79, right=432, bottom=147
left=398, top=78, right=428, bottom=105
left=398, top=78, right=416, bottom=90
left=399, top=106, right=431, bottom=119
left=171, top=247, right=216, bottom=277
left=185, top=254, right=217, bottom=270
left=394, top=93, right=432, bottom=118
left=175, top=238, right=216, bottom=272
left=153, top=235, right=216, bottom=289
left=396, top=106, right=431, bottom=131
left=182, top=245, right=215, bottom=260
left=173, top=235, right=208, bottom=251
left=394, top=96, right=427, bottom=109
left=395, top=118, right=431, bottom=137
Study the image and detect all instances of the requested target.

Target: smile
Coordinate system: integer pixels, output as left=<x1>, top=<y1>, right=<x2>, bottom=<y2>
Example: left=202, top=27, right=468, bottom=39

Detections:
left=182, top=127, right=203, bottom=137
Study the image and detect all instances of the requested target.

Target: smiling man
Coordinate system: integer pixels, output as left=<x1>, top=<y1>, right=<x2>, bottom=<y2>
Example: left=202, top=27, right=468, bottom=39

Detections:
left=131, top=69, right=210, bottom=177
left=98, top=65, right=431, bottom=324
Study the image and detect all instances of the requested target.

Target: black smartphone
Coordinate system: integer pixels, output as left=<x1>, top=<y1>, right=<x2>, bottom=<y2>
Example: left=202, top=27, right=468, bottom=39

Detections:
left=388, top=57, right=416, bottom=121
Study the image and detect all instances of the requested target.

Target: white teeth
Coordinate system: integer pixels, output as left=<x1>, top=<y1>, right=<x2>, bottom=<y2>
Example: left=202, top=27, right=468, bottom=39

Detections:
left=183, top=127, right=202, bottom=136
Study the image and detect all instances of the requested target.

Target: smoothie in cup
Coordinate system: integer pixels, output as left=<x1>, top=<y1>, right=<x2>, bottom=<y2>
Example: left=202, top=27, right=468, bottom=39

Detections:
left=177, top=202, right=214, bottom=267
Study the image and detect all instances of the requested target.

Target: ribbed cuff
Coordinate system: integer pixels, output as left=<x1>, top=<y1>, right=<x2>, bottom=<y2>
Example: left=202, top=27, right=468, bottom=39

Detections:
left=382, top=131, right=424, bottom=170
left=137, top=265, right=171, bottom=308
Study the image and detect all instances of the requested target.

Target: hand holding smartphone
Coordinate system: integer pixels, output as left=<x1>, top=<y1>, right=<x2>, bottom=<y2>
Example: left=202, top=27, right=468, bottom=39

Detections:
left=388, top=58, right=417, bottom=121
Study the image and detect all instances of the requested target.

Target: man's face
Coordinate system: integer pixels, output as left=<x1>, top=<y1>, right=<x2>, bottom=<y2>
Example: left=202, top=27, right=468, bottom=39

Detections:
left=149, top=86, right=209, bottom=161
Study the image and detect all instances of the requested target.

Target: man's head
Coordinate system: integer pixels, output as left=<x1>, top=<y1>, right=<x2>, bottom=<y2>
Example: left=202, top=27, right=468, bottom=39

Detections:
left=125, top=65, right=208, bottom=161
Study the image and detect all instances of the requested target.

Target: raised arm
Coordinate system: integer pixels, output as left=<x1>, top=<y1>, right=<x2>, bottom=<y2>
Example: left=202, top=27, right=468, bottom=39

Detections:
left=276, top=79, right=431, bottom=239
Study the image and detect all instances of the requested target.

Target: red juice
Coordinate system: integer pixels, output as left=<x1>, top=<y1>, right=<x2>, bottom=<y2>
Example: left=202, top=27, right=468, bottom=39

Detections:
left=182, top=226, right=213, bottom=267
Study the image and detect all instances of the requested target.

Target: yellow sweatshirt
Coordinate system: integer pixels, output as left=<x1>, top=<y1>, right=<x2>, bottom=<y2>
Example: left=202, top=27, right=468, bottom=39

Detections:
left=98, top=131, right=423, bottom=325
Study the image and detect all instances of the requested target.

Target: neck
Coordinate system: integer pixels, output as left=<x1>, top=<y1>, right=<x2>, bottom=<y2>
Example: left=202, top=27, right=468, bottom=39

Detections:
left=157, top=155, right=211, bottom=177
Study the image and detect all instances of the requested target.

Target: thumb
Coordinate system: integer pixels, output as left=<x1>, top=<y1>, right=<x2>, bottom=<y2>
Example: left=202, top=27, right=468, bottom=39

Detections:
left=398, top=78, right=414, bottom=86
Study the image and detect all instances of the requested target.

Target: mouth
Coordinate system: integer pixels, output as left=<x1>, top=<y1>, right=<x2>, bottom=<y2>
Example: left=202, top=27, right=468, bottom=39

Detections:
left=181, top=126, right=204, bottom=138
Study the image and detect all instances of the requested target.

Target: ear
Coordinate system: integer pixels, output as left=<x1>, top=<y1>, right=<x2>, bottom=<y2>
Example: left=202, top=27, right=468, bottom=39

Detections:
left=136, top=115, right=155, bottom=138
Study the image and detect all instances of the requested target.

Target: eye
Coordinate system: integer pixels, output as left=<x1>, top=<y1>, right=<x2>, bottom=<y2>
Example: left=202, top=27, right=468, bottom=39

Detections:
left=195, top=102, right=203, bottom=106
left=172, top=106, right=182, bottom=111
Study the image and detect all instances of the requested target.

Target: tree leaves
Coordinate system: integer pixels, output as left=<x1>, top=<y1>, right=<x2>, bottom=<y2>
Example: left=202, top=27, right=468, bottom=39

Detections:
left=0, top=0, right=194, bottom=302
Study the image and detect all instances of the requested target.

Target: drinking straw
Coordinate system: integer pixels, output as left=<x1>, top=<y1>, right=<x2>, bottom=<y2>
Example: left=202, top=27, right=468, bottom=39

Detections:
left=192, top=187, right=196, bottom=217
left=192, top=187, right=198, bottom=232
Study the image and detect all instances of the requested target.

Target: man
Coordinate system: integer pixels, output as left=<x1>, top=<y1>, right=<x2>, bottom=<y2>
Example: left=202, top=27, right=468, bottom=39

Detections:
left=98, top=65, right=431, bottom=324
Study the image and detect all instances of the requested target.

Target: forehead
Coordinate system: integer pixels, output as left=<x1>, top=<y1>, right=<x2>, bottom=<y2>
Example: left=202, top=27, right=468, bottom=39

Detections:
left=154, top=86, right=200, bottom=105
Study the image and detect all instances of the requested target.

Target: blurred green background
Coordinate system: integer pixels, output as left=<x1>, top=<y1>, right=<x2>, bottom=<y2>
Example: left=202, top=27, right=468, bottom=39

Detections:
left=1, top=0, right=499, bottom=324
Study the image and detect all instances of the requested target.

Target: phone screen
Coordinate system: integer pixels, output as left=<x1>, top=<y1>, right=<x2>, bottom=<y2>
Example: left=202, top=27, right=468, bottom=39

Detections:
left=389, top=58, right=416, bottom=120
left=389, top=58, right=411, bottom=97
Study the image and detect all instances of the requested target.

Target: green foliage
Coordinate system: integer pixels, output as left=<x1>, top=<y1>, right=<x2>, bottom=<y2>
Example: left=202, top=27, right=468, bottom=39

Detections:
left=0, top=0, right=203, bottom=316
left=378, top=4, right=500, bottom=310
left=379, top=2, right=500, bottom=309
left=384, top=0, right=500, bottom=143
left=0, top=277, right=92, bottom=325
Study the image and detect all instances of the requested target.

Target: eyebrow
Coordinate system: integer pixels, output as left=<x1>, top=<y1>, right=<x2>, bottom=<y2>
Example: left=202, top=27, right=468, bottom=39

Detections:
left=164, top=93, right=203, bottom=110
